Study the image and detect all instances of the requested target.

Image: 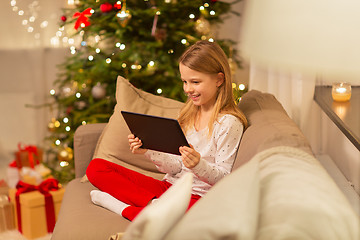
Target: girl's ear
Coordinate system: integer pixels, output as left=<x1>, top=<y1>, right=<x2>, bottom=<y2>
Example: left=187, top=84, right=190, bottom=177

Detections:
left=216, top=72, right=225, bottom=87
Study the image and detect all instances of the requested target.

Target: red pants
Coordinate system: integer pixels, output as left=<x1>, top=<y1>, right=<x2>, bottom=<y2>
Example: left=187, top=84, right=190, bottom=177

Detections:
left=86, top=158, right=201, bottom=221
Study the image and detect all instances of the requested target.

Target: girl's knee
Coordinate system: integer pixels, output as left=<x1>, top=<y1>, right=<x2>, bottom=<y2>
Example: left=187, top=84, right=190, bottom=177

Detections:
left=86, top=158, right=108, bottom=181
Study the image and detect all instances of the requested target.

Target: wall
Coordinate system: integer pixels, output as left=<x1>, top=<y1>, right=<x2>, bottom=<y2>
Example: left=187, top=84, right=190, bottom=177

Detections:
left=319, top=109, right=360, bottom=194
left=0, top=48, right=68, bottom=152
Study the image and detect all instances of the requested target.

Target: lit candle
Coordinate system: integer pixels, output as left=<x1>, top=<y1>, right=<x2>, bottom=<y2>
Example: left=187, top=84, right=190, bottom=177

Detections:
left=332, top=82, right=352, bottom=102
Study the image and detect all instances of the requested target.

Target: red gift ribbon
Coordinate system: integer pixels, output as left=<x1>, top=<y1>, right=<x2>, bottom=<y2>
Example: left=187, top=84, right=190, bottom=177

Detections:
left=15, top=178, right=59, bottom=233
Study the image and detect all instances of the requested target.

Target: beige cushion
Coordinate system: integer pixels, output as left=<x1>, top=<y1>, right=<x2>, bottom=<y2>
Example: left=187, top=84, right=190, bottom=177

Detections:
left=123, top=173, right=193, bottom=240
left=92, top=76, right=184, bottom=176
left=164, top=155, right=260, bottom=240
left=234, top=90, right=313, bottom=169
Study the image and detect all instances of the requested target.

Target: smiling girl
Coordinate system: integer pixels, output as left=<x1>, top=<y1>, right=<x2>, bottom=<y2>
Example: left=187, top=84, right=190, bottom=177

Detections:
left=87, top=40, right=248, bottom=221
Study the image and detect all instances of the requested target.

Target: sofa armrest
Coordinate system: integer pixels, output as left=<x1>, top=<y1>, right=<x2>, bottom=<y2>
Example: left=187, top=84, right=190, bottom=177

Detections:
left=74, top=123, right=106, bottom=178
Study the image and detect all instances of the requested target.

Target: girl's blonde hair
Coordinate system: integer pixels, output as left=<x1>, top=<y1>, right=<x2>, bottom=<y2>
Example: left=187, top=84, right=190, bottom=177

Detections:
left=177, top=40, right=248, bottom=134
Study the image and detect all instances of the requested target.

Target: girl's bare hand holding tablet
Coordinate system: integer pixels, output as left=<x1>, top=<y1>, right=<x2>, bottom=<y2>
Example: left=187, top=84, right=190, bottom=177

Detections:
left=128, top=134, right=148, bottom=154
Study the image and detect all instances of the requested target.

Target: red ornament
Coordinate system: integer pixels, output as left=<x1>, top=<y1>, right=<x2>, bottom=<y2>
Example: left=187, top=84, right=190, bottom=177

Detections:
left=100, top=2, right=113, bottom=13
left=66, top=106, right=73, bottom=115
left=73, top=8, right=93, bottom=30
left=114, top=1, right=122, bottom=10
left=61, top=15, right=67, bottom=22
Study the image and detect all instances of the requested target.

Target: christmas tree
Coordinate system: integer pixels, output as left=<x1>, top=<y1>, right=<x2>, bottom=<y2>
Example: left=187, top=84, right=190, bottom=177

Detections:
left=45, top=0, right=246, bottom=183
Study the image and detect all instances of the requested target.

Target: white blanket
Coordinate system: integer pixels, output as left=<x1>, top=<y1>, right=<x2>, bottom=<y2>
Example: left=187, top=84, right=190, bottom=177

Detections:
left=254, top=146, right=360, bottom=240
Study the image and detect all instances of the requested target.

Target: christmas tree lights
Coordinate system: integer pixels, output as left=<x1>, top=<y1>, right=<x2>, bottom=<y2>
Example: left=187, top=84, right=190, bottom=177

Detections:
left=44, top=0, right=246, bottom=183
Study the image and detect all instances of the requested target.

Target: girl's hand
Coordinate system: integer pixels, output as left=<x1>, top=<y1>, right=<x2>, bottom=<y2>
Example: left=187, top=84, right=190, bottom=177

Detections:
left=128, top=134, right=148, bottom=154
left=179, top=144, right=200, bottom=169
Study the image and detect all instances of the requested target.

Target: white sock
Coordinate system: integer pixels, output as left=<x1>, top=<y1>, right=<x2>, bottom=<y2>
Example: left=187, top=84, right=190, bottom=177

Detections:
left=90, top=190, right=130, bottom=216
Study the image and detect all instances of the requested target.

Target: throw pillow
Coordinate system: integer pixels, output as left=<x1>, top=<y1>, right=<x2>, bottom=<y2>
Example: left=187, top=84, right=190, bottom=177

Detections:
left=235, top=90, right=313, bottom=170
left=122, top=173, right=193, bottom=240
left=164, top=156, right=260, bottom=240
left=91, top=76, right=184, bottom=177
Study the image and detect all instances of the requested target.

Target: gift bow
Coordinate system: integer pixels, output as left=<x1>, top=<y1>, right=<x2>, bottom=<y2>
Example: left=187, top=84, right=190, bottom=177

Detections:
left=15, top=178, right=60, bottom=233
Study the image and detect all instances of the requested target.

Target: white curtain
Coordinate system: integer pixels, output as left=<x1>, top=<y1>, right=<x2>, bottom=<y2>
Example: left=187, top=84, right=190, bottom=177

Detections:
left=248, top=63, right=321, bottom=153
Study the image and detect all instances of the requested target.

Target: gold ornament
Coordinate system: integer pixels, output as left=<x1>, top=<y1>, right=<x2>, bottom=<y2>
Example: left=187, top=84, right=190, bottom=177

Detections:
left=116, top=0, right=131, bottom=27
left=228, top=57, right=237, bottom=77
left=195, top=17, right=211, bottom=35
left=48, top=118, right=60, bottom=132
left=228, top=45, right=237, bottom=77
left=57, top=147, right=73, bottom=162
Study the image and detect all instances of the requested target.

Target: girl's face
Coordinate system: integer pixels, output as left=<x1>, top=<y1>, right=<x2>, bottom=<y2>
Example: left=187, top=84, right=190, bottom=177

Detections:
left=180, top=63, right=223, bottom=111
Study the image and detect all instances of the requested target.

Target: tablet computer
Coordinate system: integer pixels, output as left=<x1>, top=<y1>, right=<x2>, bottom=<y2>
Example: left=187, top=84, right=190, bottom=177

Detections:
left=121, top=111, right=189, bottom=155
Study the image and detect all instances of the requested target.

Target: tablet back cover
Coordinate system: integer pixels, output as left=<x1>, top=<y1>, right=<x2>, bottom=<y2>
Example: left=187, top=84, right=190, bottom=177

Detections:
left=121, top=111, right=189, bottom=155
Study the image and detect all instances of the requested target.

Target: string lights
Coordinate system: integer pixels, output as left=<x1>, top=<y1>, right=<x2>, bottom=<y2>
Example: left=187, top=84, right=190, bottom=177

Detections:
left=10, top=0, right=47, bottom=41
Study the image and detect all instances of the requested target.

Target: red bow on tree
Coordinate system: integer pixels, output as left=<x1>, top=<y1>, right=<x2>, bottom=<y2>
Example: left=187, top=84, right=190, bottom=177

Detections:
left=73, top=8, right=93, bottom=30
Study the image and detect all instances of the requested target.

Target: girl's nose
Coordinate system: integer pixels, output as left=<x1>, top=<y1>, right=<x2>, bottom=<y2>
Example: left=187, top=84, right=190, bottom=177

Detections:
left=184, top=84, right=193, bottom=94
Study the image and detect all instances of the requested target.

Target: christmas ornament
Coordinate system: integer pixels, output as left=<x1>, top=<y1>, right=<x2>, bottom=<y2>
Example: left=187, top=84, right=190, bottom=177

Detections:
left=155, top=28, right=167, bottom=41
left=48, top=118, right=60, bottom=132
left=114, top=1, right=122, bottom=10
left=57, top=147, right=73, bottom=162
left=195, top=17, right=211, bottom=35
left=91, top=83, right=106, bottom=99
left=61, top=82, right=77, bottom=97
left=75, top=101, right=87, bottom=110
left=73, top=8, right=93, bottom=30
left=146, top=61, right=156, bottom=74
left=61, top=15, right=67, bottom=22
left=228, top=57, right=237, bottom=76
left=116, top=0, right=131, bottom=27
left=151, top=8, right=159, bottom=37
left=100, top=3, right=113, bottom=13
left=66, top=106, right=73, bottom=115
left=228, top=46, right=237, bottom=76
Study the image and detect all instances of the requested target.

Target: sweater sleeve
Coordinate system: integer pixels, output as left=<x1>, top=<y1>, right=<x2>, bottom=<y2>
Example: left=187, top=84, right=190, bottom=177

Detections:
left=144, top=150, right=183, bottom=175
left=191, top=115, right=243, bottom=185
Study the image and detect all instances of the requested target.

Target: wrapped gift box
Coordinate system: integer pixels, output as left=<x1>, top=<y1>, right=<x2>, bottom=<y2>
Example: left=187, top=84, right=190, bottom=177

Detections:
left=0, top=180, right=9, bottom=196
left=15, top=145, right=43, bottom=169
left=20, top=165, right=52, bottom=185
left=0, top=195, right=15, bottom=232
left=7, top=161, right=20, bottom=188
left=9, top=182, right=65, bottom=239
